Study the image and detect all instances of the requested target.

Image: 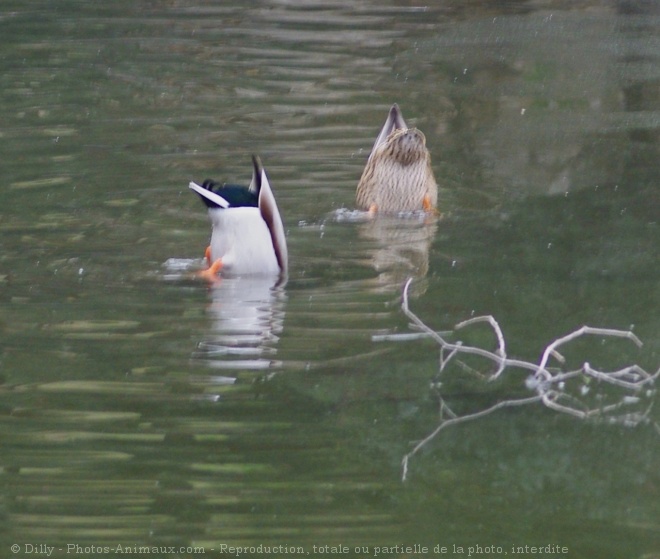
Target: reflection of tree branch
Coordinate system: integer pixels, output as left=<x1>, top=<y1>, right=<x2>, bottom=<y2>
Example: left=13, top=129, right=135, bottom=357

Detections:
left=399, top=279, right=660, bottom=481
left=401, top=394, right=543, bottom=482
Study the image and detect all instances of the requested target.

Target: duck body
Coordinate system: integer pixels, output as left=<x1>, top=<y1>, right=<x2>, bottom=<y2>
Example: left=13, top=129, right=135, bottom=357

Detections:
left=207, top=206, right=280, bottom=275
left=356, top=103, right=437, bottom=213
left=189, top=156, right=287, bottom=277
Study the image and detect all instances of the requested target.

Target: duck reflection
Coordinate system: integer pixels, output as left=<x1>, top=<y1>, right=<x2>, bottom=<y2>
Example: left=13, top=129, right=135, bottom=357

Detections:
left=358, top=214, right=437, bottom=293
left=193, top=277, right=286, bottom=371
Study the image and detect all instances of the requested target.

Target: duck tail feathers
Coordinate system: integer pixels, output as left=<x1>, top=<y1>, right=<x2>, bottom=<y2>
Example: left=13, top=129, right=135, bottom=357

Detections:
left=370, top=103, right=409, bottom=157
left=188, top=181, right=230, bottom=209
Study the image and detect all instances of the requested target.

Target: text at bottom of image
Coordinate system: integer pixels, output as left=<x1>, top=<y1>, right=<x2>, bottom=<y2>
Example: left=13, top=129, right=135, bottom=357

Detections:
left=11, top=543, right=570, bottom=557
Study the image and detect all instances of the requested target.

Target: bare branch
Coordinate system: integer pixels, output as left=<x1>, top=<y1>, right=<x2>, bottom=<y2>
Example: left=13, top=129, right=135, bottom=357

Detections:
left=398, top=279, right=658, bottom=481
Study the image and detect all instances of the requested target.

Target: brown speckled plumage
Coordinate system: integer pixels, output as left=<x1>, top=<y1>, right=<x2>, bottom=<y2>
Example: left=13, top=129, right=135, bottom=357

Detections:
left=356, top=104, right=437, bottom=213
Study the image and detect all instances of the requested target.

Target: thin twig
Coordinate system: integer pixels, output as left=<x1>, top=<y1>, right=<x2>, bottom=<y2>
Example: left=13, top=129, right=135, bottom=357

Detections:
left=398, top=278, right=658, bottom=481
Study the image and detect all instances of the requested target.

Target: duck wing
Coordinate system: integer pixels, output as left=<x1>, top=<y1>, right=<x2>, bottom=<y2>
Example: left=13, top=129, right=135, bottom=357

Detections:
left=252, top=155, right=288, bottom=275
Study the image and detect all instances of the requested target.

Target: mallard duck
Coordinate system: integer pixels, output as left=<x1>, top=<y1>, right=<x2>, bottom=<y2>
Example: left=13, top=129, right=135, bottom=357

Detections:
left=189, top=155, right=288, bottom=278
left=356, top=103, right=438, bottom=214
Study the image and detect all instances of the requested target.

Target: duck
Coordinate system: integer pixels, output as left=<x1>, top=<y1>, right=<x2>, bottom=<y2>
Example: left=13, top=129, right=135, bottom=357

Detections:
left=356, top=103, right=438, bottom=214
left=189, top=155, right=288, bottom=279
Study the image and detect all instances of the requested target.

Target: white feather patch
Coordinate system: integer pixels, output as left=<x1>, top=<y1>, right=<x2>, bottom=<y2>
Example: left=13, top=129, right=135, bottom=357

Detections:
left=188, top=181, right=230, bottom=208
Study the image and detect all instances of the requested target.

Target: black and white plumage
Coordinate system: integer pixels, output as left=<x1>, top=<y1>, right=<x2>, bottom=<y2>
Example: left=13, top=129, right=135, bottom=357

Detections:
left=189, top=156, right=288, bottom=277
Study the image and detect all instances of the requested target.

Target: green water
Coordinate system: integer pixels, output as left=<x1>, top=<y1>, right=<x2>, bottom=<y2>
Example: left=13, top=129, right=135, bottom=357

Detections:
left=1, top=2, right=658, bottom=558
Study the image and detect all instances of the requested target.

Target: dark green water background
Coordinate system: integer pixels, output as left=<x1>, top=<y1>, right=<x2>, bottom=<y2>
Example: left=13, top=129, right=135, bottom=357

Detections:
left=1, top=2, right=658, bottom=558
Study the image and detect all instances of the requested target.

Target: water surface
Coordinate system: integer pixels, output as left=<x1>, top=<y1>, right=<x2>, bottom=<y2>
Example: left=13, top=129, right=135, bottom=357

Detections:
left=1, top=1, right=658, bottom=558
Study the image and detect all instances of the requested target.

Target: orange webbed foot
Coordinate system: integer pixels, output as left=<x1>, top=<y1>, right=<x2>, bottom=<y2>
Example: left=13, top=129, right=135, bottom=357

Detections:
left=196, top=258, right=223, bottom=282
left=367, top=203, right=378, bottom=216
left=204, top=245, right=212, bottom=265
left=422, top=195, right=440, bottom=216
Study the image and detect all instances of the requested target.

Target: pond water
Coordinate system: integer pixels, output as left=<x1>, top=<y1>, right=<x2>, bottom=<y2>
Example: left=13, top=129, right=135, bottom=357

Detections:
left=1, top=1, right=658, bottom=558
